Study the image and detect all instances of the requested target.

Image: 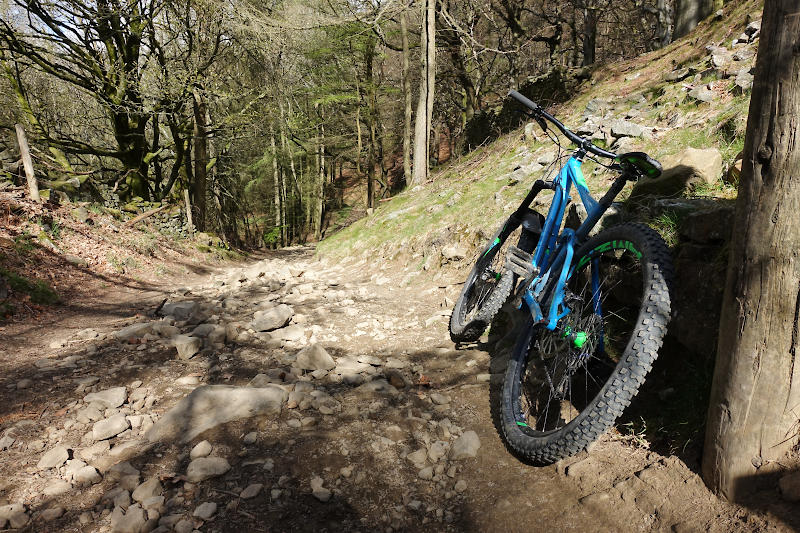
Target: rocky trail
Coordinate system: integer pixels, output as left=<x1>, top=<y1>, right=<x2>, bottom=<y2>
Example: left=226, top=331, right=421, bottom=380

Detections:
left=0, top=249, right=796, bottom=533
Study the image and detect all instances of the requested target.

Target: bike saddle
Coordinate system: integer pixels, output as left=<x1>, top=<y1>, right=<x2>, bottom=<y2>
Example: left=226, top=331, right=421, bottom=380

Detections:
left=617, top=152, right=662, bottom=179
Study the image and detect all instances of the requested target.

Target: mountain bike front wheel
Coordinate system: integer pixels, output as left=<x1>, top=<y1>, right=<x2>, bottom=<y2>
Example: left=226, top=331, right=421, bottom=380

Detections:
left=449, top=215, right=529, bottom=343
left=498, top=223, right=673, bottom=464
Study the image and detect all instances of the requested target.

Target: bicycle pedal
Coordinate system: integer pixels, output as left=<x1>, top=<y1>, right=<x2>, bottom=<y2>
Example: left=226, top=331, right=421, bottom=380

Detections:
left=505, top=246, right=536, bottom=278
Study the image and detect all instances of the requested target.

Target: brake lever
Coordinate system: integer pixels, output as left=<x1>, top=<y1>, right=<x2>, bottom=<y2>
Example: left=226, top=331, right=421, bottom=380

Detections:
left=523, top=110, right=548, bottom=133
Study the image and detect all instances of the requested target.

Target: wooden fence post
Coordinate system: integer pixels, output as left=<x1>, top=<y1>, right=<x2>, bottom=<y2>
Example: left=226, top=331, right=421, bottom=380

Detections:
left=14, top=124, right=39, bottom=202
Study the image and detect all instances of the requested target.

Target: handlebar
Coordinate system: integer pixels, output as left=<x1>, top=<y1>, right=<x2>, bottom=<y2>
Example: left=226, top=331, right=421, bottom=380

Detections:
left=508, top=90, right=618, bottom=160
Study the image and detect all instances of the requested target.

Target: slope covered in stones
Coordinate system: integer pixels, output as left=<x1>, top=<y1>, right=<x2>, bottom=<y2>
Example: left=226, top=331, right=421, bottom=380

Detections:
left=318, top=0, right=761, bottom=269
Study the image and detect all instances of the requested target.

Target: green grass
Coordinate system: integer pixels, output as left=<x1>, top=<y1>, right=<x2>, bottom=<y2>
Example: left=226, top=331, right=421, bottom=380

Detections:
left=38, top=217, right=63, bottom=240
left=0, top=266, right=60, bottom=305
left=649, top=211, right=682, bottom=247
left=107, top=253, right=140, bottom=273
left=13, top=233, right=36, bottom=255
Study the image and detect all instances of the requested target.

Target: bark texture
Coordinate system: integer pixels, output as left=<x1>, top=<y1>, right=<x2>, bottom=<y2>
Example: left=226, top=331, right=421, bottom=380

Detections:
left=15, top=124, right=39, bottom=202
left=702, top=0, right=800, bottom=502
left=401, top=7, right=413, bottom=186
left=674, top=0, right=714, bottom=38
left=192, top=89, right=208, bottom=232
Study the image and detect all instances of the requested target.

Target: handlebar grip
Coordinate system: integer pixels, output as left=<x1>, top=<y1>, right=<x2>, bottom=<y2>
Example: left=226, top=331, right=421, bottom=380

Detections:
left=508, top=90, right=540, bottom=113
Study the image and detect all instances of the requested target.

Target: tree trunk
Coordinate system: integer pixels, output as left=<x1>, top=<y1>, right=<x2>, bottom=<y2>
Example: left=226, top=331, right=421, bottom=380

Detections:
left=278, top=102, right=290, bottom=245
left=356, top=104, right=363, bottom=177
left=401, top=6, right=413, bottom=186
left=702, top=0, right=800, bottom=502
left=316, top=104, right=325, bottom=240
left=151, top=114, right=163, bottom=196
left=655, top=0, right=674, bottom=47
left=15, top=124, right=39, bottom=202
left=432, top=122, right=441, bottom=165
left=674, top=0, right=714, bottom=38
left=116, top=112, right=151, bottom=200
left=412, top=0, right=436, bottom=186
left=569, top=10, right=580, bottom=67
left=449, top=43, right=477, bottom=126
left=192, top=89, right=208, bottom=232
left=364, top=36, right=377, bottom=209
left=582, top=6, right=597, bottom=66
left=183, top=189, right=194, bottom=233
left=270, top=123, right=282, bottom=247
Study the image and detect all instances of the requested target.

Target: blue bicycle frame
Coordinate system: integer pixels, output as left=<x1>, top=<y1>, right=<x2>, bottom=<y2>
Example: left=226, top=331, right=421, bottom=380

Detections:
left=521, top=154, right=609, bottom=332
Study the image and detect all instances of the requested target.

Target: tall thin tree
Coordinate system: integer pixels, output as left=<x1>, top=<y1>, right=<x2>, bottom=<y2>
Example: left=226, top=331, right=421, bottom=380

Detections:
left=400, top=4, right=413, bottom=186
left=411, top=0, right=436, bottom=186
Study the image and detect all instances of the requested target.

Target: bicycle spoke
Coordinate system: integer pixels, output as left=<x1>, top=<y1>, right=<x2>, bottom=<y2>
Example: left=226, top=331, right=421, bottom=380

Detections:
left=517, top=244, right=645, bottom=434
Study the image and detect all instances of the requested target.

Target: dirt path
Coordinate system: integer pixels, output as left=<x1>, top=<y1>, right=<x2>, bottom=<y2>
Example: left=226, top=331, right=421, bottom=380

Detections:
left=0, top=249, right=796, bottom=532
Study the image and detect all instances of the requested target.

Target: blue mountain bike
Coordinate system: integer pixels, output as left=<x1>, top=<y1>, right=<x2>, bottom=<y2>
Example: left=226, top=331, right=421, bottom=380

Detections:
left=450, top=91, right=673, bottom=463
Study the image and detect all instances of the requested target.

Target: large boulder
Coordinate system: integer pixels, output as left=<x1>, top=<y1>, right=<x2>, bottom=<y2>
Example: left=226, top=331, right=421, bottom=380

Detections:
left=678, top=205, right=734, bottom=244
left=145, top=385, right=287, bottom=443
left=630, top=147, right=722, bottom=200
left=37, top=446, right=69, bottom=470
left=93, top=414, right=130, bottom=441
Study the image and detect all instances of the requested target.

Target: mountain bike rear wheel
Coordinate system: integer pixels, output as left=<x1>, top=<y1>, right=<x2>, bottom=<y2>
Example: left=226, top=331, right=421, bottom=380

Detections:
left=449, top=215, right=527, bottom=343
left=498, top=223, right=672, bottom=463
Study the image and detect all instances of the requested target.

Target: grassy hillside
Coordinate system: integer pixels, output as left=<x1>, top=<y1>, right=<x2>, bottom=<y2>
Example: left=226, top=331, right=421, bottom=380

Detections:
left=318, top=0, right=761, bottom=270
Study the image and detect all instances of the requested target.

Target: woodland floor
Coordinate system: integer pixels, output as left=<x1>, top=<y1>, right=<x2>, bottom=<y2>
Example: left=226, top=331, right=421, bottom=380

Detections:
left=0, top=247, right=798, bottom=533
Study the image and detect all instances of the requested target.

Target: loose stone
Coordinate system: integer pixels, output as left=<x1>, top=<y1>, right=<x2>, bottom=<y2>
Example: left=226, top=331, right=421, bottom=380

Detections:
left=37, top=446, right=69, bottom=470
left=193, top=502, right=217, bottom=520
left=186, top=457, right=231, bottom=482
left=190, top=440, right=213, bottom=459
left=240, top=483, right=263, bottom=499
left=450, top=430, right=481, bottom=460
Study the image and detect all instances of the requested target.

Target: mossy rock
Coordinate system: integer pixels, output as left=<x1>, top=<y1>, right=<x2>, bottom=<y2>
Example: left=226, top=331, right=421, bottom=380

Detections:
left=71, top=207, right=90, bottom=223
left=0, top=266, right=60, bottom=305
left=195, top=232, right=224, bottom=248
left=41, top=177, right=80, bottom=194
left=101, top=207, right=124, bottom=219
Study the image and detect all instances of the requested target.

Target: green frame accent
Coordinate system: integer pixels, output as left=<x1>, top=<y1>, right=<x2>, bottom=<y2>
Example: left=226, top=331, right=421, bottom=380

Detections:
left=575, top=240, right=642, bottom=271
